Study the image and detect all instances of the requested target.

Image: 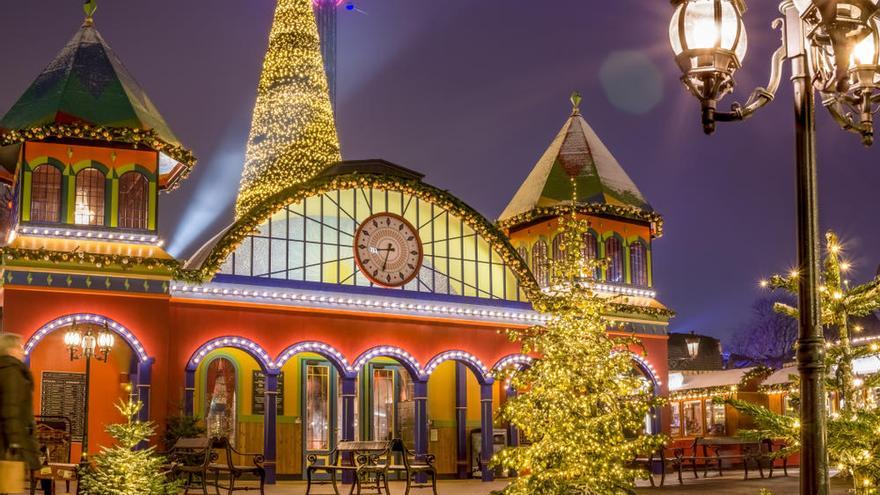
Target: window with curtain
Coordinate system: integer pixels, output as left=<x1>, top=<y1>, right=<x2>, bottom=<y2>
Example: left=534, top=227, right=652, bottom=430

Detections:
left=605, top=236, right=625, bottom=283
left=30, top=165, right=62, bottom=223
left=205, top=358, right=237, bottom=444
left=630, top=240, right=649, bottom=286
left=581, top=231, right=600, bottom=280
left=118, top=172, right=149, bottom=229
left=74, top=168, right=105, bottom=226
left=531, top=240, right=549, bottom=287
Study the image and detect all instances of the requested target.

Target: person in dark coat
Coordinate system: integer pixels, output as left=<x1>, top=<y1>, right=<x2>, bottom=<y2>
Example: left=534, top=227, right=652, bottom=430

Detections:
left=0, top=333, right=48, bottom=494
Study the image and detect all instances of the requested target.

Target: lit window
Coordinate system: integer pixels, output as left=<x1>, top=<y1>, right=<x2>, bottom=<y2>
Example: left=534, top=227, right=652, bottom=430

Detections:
left=532, top=240, right=549, bottom=287
left=306, top=364, right=331, bottom=450
left=205, top=357, right=237, bottom=444
left=118, top=172, right=149, bottom=230
left=630, top=240, right=649, bottom=286
left=705, top=402, right=726, bottom=435
left=551, top=234, right=564, bottom=262
left=683, top=400, right=703, bottom=436
left=30, top=165, right=62, bottom=223
left=605, top=236, right=625, bottom=283
left=670, top=402, right=681, bottom=437
left=74, top=168, right=105, bottom=226
left=581, top=232, right=600, bottom=280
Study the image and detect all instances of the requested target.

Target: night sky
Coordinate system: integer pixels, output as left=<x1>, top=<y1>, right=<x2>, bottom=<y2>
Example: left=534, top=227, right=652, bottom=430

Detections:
left=3, top=1, right=880, bottom=343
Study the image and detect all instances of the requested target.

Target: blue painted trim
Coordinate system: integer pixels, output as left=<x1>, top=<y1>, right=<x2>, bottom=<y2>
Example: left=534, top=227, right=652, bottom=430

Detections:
left=211, top=274, right=533, bottom=310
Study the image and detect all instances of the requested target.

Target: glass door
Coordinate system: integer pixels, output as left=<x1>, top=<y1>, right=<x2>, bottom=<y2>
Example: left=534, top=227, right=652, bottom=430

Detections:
left=365, top=364, right=415, bottom=448
left=302, top=360, right=337, bottom=477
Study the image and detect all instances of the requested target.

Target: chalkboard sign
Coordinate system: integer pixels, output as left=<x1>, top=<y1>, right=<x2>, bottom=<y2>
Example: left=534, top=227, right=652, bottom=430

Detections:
left=40, top=372, right=86, bottom=441
left=252, top=371, right=284, bottom=416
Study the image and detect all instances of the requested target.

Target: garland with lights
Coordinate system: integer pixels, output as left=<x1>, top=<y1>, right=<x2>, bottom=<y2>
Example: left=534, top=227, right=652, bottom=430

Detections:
left=234, top=0, right=340, bottom=219
left=0, top=124, right=195, bottom=187
left=1, top=246, right=179, bottom=273
left=492, top=183, right=665, bottom=494
left=669, top=385, right=738, bottom=402
left=730, top=230, right=880, bottom=494
left=739, top=365, right=774, bottom=391
left=497, top=203, right=665, bottom=239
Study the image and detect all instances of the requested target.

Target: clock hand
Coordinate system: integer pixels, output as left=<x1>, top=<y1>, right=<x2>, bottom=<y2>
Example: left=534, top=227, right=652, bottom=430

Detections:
left=381, top=243, right=395, bottom=271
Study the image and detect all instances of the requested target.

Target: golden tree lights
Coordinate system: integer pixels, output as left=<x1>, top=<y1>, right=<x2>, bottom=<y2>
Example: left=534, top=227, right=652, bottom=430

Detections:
left=235, top=0, right=341, bottom=220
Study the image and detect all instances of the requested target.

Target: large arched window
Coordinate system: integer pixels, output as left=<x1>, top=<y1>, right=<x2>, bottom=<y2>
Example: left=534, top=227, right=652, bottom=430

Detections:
left=630, top=240, right=649, bottom=287
left=581, top=231, right=600, bottom=280
left=118, top=172, right=149, bottom=230
left=74, top=168, right=105, bottom=226
left=30, top=165, right=62, bottom=223
left=605, top=236, right=625, bottom=283
left=532, top=240, right=549, bottom=287
left=551, top=234, right=565, bottom=262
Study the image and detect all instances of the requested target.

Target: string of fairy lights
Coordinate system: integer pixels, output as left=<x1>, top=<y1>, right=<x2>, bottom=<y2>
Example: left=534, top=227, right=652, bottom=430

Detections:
left=235, top=0, right=341, bottom=220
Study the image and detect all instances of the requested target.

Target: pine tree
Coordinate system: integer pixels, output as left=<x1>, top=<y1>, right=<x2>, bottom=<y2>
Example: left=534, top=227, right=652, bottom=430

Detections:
left=492, top=185, right=665, bottom=495
left=235, top=0, right=341, bottom=220
left=78, top=400, right=180, bottom=495
left=729, top=230, right=880, bottom=493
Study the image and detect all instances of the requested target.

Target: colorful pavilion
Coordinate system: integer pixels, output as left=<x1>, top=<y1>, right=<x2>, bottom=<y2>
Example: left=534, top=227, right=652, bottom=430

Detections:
left=0, top=0, right=672, bottom=483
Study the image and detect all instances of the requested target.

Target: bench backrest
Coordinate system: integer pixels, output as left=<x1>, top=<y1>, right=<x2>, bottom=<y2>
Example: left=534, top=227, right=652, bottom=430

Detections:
left=170, top=437, right=212, bottom=467
left=337, top=441, right=389, bottom=453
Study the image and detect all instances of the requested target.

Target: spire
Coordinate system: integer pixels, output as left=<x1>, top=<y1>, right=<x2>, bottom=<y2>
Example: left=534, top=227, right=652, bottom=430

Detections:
left=499, top=93, right=652, bottom=224
left=83, top=0, right=98, bottom=23
left=234, top=0, right=341, bottom=220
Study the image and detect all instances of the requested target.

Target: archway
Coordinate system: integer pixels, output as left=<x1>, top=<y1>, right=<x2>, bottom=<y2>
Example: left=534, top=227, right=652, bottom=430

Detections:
left=24, top=313, right=152, bottom=461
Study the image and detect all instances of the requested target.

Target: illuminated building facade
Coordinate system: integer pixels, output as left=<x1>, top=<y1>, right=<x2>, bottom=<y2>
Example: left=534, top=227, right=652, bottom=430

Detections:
left=0, top=3, right=671, bottom=483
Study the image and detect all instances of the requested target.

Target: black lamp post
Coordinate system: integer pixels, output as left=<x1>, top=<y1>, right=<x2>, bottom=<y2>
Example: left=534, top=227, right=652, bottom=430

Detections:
left=667, top=1, right=880, bottom=493
left=64, top=322, right=114, bottom=491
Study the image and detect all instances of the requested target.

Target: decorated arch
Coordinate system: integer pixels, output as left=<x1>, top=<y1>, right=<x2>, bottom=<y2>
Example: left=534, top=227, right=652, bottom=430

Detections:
left=186, top=336, right=274, bottom=372
left=24, top=313, right=150, bottom=363
left=425, top=350, right=493, bottom=385
left=351, top=345, right=422, bottom=380
left=274, top=341, right=350, bottom=373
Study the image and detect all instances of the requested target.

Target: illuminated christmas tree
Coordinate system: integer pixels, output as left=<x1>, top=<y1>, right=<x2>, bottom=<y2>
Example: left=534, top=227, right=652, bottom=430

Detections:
left=730, top=231, right=880, bottom=494
left=235, top=0, right=340, bottom=220
left=79, top=400, right=179, bottom=495
left=493, top=182, right=664, bottom=495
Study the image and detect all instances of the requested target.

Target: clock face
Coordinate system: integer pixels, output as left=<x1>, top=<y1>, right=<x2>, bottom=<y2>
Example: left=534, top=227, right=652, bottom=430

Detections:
left=354, top=213, right=423, bottom=287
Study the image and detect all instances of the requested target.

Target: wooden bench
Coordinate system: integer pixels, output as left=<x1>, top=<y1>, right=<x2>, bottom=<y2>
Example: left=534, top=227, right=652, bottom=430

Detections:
left=31, top=416, right=75, bottom=495
left=165, top=437, right=213, bottom=495
left=305, top=441, right=389, bottom=495
left=208, top=437, right=266, bottom=495
left=633, top=447, right=684, bottom=487
left=683, top=437, right=779, bottom=480
left=385, top=439, right=437, bottom=495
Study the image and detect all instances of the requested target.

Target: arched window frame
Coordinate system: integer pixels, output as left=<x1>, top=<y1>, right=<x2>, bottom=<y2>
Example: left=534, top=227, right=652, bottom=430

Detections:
left=117, top=171, right=149, bottom=230
left=629, top=238, right=650, bottom=287
left=74, top=167, right=106, bottom=226
left=604, top=235, right=625, bottom=284
left=532, top=239, right=549, bottom=287
left=551, top=234, right=565, bottom=262
left=581, top=230, right=601, bottom=280
left=29, top=164, right=63, bottom=223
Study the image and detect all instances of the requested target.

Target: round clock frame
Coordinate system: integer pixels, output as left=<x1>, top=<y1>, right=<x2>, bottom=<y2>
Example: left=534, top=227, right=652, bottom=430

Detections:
left=353, top=212, right=424, bottom=288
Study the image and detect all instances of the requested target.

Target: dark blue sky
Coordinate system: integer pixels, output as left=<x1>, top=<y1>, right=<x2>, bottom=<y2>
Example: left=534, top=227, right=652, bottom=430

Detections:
left=3, top=1, right=879, bottom=343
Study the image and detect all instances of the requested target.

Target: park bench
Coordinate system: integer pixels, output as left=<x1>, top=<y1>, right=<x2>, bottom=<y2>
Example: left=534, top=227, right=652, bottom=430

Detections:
left=208, top=437, right=266, bottom=495
left=385, top=438, right=437, bottom=495
left=681, top=437, right=780, bottom=480
left=165, top=437, right=213, bottom=495
left=633, top=447, right=684, bottom=487
left=305, top=440, right=389, bottom=495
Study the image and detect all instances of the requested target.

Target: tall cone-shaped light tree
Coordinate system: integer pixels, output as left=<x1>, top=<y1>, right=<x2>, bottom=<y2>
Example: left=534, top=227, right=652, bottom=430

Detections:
left=728, top=231, right=880, bottom=493
left=235, top=0, right=341, bottom=219
left=492, top=181, right=664, bottom=495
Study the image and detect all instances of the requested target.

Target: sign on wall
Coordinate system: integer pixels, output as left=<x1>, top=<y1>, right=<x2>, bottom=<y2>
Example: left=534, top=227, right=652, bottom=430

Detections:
left=252, top=371, right=284, bottom=416
left=40, top=372, right=86, bottom=441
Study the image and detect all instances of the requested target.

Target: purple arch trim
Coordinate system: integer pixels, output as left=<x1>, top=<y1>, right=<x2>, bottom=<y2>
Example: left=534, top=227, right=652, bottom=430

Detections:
left=630, top=352, right=662, bottom=394
left=491, top=354, right=533, bottom=374
left=350, top=346, right=422, bottom=380
left=24, top=313, right=149, bottom=363
left=275, top=341, right=350, bottom=374
left=186, top=336, right=273, bottom=373
left=425, top=350, right=492, bottom=385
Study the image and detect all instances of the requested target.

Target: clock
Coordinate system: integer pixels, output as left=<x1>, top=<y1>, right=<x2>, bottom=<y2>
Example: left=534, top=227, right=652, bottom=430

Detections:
left=354, top=213, right=423, bottom=287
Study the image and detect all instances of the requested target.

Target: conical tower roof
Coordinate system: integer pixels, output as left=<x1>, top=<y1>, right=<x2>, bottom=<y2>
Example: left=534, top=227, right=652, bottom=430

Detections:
left=234, top=0, right=341, bottom=220
left=0, top=17, right=194, bottom=188
left=499, top=95, right=653, bottom=225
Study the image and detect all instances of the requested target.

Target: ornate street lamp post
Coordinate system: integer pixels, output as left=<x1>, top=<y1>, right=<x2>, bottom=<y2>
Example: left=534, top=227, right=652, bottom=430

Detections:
left=685, top=333, right=701, bottom=359
left=668, top=1, right=880, bottom=493
left=64, top=322, right=114, bottom=490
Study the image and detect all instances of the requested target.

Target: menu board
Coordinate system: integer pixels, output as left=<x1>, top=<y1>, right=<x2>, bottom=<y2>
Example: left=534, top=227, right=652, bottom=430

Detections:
left=40, top=372, right=86, bottom=441
left=252, top=371, right=284, bottom=416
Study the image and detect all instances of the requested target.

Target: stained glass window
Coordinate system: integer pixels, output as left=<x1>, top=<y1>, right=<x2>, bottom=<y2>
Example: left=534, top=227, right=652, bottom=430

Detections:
left=118, top=172, right=149, bottom=230
left=74, top=168, right=105, bottom=226
left=630, top=240, right=649, bottom=287
left=30, top=165, right=61, bottom=223
left=605, top=236, right=625, bottom=283
left=531, top=240, right=549, bottom=287
left=221, top=188, right=527, bottom=302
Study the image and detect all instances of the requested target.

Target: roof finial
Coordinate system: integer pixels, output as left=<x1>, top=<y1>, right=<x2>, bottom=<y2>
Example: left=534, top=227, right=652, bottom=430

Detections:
left=570, top=91, right=582, bottom=116
left=83, top=0, right=97, bottom=24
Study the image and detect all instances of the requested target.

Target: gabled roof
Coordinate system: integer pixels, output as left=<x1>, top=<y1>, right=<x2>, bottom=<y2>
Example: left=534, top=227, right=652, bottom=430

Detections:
left=0, top=19, right=193, bottom=189
left=499, top=96, right=653, bottom=225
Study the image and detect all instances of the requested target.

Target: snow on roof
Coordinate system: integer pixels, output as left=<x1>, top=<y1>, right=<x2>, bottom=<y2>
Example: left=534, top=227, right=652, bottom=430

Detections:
left=669, top=367, right=755, bottom=392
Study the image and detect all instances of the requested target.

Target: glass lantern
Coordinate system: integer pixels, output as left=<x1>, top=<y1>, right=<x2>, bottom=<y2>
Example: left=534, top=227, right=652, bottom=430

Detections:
left=669, top=0, right=748, bottom=132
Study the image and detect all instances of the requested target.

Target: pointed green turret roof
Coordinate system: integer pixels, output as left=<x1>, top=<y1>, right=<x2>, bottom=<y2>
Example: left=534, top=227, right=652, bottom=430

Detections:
left=499, top=94, right=653, bottom=224
left=0, top=16, right=194, bottom=188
